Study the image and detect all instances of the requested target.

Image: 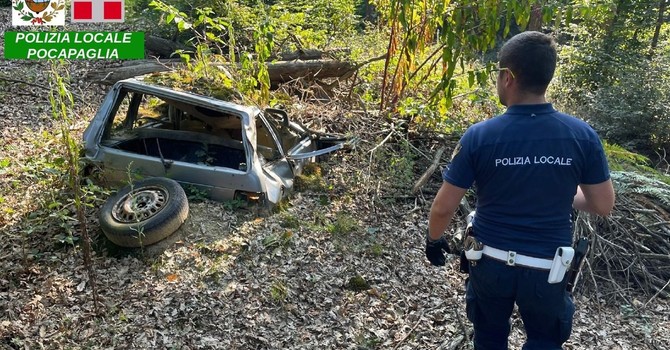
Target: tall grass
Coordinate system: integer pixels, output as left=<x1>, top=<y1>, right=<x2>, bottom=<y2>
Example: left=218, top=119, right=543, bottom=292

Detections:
left=48, top=61, right=100, bottom=313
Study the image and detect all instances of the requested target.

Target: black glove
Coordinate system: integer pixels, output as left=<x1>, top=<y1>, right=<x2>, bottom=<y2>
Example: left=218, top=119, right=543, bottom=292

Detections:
left=425, top=233, right=451, bottom=266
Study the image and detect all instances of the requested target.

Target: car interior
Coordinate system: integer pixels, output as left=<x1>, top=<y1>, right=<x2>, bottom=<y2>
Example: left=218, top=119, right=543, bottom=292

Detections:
left=101, top=90, right=259, bottom=170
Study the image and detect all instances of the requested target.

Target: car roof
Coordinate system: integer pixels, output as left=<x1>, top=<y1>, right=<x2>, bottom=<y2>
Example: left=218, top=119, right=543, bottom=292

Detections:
left=114, top=77, right=261, bottom=123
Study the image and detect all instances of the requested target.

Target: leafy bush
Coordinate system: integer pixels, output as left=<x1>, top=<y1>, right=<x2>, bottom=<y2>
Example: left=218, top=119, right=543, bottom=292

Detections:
left=137, top=0, right=361, bottom=55
left=603, top=142, right=652, bottom=172
left=552, top=39, right=670, bottom=157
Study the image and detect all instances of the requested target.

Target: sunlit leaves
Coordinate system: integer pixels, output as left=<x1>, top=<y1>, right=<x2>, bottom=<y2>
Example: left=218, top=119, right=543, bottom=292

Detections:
left=371, top=0, right=613, bottom=114
left=551, top=0, right=670, bottom=154
left=374, top=0, right=531, bottom=110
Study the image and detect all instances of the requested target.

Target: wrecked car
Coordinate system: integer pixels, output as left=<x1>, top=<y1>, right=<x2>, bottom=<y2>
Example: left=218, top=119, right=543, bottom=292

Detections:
left=82, top=77, right=350, bottom=206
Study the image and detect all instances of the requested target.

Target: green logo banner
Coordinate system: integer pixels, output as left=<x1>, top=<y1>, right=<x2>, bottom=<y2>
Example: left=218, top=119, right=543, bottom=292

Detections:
left=4, top=31, right=144, bottom=60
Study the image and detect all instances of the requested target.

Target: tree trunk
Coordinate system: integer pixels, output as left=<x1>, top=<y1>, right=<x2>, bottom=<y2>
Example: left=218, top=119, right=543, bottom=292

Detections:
left=270, top=48, right=350, bottom=61
left=86, top=59, right=356, bottom=86
left=85, top=62, right=178, bottom=84
left=144, top=37, right=349, bottom=61
left=145, top=35, right=190, bottom=58
left=603, top=0, right=624, bottom=53
left=266, top=60, right=355, bottom=83
left=528, top=1, right=543, bottom=31
left=649, top=0, right=668, bottom=58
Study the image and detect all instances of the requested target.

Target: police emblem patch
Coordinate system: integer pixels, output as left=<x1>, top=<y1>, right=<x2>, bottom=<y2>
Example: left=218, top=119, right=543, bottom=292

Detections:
left=451, top=142, right=462, bottom=160
left=12, top=0, right=65, bottom=26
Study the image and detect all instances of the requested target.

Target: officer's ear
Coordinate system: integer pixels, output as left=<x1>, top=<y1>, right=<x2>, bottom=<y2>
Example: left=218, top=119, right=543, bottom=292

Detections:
left=502, top=68, right=515, bottom=87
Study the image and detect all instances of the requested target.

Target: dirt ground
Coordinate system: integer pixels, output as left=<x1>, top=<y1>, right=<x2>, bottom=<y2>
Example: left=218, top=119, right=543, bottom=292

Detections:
left=1, top=7, right=670, bottom=350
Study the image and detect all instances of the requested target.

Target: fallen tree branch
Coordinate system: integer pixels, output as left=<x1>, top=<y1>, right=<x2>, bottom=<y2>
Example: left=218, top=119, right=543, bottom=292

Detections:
left=85, top=61, right=179, bottom=84
left=352, top=53, right=388, bottom=70
left=436, top=329, right=473, bottom=350
left=412, top=146, right=447, bottom=194
left=392, top=311, right=425, bottom=350
left=86, top=59, right=357, bottom=86
left=645, top=279, right=670, bottom=307
left=271, top=48, right=351, bottom=61
left=572, top=172, right=670, bottom=301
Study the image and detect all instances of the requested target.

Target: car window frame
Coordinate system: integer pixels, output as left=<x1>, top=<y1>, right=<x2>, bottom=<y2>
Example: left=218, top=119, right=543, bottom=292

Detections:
left=255, top=111, right=288, bottom=160
left=99, top=88, right=253, bottom=173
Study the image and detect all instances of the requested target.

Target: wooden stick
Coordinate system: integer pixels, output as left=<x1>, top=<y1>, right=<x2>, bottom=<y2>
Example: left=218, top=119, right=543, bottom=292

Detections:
left=412, top=146, right=447, bottom=194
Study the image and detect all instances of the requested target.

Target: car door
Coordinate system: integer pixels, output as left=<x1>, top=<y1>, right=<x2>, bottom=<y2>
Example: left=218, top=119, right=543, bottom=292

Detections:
left=262, top=108, right=352, bottom=173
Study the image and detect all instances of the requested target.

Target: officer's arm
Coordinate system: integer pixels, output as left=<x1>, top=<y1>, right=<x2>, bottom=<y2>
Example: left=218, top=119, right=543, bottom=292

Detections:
left=429, top=182, right=468, bottom=240
left=573, top=180, right=615, bottom=216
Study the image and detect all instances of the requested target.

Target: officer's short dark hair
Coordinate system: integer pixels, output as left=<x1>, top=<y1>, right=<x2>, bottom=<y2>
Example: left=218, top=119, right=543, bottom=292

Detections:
left=498, top=31, right=557, bottom=94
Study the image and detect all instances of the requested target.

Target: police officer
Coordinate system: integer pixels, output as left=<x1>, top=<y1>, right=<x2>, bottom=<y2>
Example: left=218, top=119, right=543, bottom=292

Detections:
left=425, top=31, right=615, bottom=349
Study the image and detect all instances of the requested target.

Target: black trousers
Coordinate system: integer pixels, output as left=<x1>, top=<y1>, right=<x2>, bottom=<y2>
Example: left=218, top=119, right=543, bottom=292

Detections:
left=466, top=255, right=575, bottom=350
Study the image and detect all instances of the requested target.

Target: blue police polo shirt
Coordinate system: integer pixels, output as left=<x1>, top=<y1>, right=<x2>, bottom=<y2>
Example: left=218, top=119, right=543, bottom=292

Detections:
left=444, top=103, right=610, bottom=258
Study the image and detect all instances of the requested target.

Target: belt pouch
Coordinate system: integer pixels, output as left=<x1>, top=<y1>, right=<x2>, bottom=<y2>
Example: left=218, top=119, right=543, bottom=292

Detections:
left=459, top=250, right=469, bottom=273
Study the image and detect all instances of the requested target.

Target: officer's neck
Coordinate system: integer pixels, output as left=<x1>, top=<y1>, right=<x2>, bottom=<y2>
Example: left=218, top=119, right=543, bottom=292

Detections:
left=505, top=92, right=547, bottom=106
left=502, top=85, right=547, bottom=106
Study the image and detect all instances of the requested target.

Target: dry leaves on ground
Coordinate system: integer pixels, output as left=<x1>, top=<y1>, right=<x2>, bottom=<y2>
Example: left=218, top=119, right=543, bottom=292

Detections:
left=1, top=7, right=670, bottom=350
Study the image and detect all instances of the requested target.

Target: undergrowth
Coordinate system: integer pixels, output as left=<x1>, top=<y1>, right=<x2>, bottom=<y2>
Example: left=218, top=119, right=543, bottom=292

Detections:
left=611, top=171, right=670, bottom=209
left=604, top=142, right=670, bottom=185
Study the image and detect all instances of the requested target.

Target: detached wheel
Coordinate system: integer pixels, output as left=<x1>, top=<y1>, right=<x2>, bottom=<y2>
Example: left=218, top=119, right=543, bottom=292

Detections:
left=99, top=177, right=189, bottom=248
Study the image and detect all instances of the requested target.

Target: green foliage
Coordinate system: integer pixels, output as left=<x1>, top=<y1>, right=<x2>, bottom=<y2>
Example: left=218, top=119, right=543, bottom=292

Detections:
left=372, top=0, right=546, bottom=110
left=326, top=212, right=359, bottom=235
left=1, top=127, right=105, bottom=246
left=222, top=199, right=246, bottom=211
left=142, top=3, right=241, bottom=101
left=251, top=13, right=274, bottom=104
left=142, top=0, right=360, bottom=54
left=47, top=63, right=102, bottom=248
left=279, top=213, right=301, bottom=229
left=551, top=0, right=670, bottom=156
left=603, top=142, right=670, bottom=185
left=318, top=194, right=330, bottom=206
left=356, top=334, right=383, bottom=350
left=269, top=280, right=288, bottom=302
left=371, top=139, right=417, bottom=195
left=262, top=230, right=294, bottom=250
left=294, top=166, right=327, bottom=192
left=139, top=0, right=363, bottom=105
left=183, top=184, right=209, bottom=202
left=357, top=0, right=662, bottom=134
left=553, top=41, right=670, bottom=155
left=149, top=0, right=274, bottom=105
left=611, top=171, right=670, bottom=208
left=368, top=242, right=384, bottom=257
left=273, top=198, right=292, bottom=213
left=130, top=0, right=237, bottom=40
left=604, top=142, right=652, bottom=172
left=271, top=0, right=359, bottom=49
left=345, top=274, right=370, bottom=291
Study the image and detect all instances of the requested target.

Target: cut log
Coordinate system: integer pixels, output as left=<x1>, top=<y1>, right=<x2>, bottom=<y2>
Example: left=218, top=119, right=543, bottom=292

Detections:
left=86, top=59, right=357, bottom=86
left=85, top=61, right=180, bottom=85
left=267, top=59, right=356, bottom=83
left=121, top=58, right=181, bottom=67
left=145, top=35, right=191, bottom=58
left=271, top=48, right=351, bottom=61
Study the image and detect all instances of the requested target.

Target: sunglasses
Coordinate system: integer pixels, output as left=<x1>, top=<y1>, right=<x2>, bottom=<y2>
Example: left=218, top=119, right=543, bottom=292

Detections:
left=489, top=66, right=516, bottom=84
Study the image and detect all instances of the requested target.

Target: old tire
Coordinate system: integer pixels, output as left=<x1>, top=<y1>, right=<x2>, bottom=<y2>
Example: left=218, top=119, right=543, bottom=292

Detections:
left=99, top=177, right=189, bottom=248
